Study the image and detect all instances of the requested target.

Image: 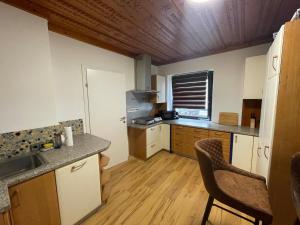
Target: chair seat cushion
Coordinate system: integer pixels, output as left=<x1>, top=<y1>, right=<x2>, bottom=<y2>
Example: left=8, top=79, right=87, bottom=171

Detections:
left=214, top=170, right=272, bottom=219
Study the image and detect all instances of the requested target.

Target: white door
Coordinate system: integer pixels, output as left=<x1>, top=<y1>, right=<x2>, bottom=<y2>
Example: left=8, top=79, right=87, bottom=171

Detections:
left=85, top=68, right=128, bottom=167
left=256, top=75, right=279, bottom=182
left=232, top=134, right=254, bottom=172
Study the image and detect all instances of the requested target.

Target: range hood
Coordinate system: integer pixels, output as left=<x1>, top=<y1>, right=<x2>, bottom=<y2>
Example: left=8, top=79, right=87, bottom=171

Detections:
left=133, top=54, right=158, bottom=94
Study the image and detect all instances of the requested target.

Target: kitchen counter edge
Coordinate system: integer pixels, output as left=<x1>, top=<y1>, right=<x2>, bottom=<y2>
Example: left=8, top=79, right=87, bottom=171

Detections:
left=127, top=119, right=259, bottom=137
left=0, top=134, right=111, bottom=213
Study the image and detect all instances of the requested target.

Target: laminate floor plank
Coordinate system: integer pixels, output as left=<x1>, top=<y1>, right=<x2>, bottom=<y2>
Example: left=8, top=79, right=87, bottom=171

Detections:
left=83, top=151, right=253, bottom=225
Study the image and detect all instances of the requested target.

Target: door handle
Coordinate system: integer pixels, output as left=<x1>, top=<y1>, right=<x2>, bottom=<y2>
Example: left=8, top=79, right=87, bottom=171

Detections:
left=120, top=116, right=126, bottom=123
left=272, top=56, right=278, bottom=72
left=257, top=147, right=262, bottom=157
left=264, top=146, right=270, bottom=159
left=71, top=161, right=87, bottom=173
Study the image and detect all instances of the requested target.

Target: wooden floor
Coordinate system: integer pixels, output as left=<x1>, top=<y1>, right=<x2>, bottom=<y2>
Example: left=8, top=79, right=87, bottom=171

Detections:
left=83, top=151, right=253, bottom=225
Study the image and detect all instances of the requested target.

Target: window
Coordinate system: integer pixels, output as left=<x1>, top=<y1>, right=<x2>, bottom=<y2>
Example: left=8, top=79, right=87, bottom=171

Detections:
left=172, top=71, right=213, bottom=120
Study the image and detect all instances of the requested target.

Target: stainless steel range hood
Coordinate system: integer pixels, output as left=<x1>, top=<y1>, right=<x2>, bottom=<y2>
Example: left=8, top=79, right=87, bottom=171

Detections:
left=133, top=54, right=158, bottom=94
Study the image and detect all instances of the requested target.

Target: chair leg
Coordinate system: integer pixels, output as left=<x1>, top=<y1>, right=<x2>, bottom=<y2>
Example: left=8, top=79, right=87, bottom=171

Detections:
left=201, top=195, right=214, bottom=225
left=254, top=219, right=259, bottom=225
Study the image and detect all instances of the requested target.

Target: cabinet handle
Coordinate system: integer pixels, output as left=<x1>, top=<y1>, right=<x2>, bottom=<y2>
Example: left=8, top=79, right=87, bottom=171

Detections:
left=151, top=144, right=156, bottom=148
left=264, top=146, right=270, bottom=160
left=257, top=147, right=262, bottom=157
left=235, top=135, right=238, bottom=143
left=11, top=189, right=21, bottom=208
left=272, top=56, right=278, bottom=72
left=71, top=161, right=87, bottom=173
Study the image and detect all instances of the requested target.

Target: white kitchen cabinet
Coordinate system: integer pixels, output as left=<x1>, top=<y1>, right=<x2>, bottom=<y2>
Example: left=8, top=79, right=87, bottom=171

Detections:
left=160, top=124, right=170, bottom=151
left=256, top=26, right=284, bottom=183
left=55, top=155, right=101, bottom=225
left=151, top=75, right=166, bottom=103
left=129, top=123, right=170, bottom=160
left=232, top=134, right=257, bottom=173
left=146, top=125, right=162, bottom=158
left=243, top=55, right=266, bottom=99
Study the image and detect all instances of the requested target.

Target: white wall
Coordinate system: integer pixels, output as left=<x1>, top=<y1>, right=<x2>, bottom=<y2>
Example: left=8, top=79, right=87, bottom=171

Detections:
left=158, top=44, right=270, bottom=124
left=49, top=32, right=135, bottom=123
left=0, top=2, right=57, bottom=133
left=49, top=32, right=135, bottom=167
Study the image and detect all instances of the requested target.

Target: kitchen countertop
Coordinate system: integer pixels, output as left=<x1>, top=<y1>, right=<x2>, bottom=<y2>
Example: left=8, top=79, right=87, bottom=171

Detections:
left=128, top=118, right=259, bottom=137
left=0, top=134, right=111, bottom=213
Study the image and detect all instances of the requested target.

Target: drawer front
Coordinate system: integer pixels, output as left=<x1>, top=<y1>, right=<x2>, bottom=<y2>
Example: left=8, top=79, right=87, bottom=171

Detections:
left=172, top=125, right=187, bottom=133
left=209, top=130, right=231, bottom=162
left=191, top=128, right=209, bottom=137
left=209, top=130, right=230, bottom=139
left=146, top=125, right=161, bottom=145
left=147, top=142, right=161, bottom=158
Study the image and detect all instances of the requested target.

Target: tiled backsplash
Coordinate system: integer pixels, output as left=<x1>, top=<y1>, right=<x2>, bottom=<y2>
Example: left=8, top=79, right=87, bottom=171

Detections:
left=0, top=119, right=84, bottom=159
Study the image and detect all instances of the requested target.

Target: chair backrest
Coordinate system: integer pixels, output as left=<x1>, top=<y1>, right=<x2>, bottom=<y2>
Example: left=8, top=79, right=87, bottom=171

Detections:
left=195, top=138, right=228, bottom=171
left=194, top=138, right=226, bottom=196
left=291, top=152, right=300, bottom=221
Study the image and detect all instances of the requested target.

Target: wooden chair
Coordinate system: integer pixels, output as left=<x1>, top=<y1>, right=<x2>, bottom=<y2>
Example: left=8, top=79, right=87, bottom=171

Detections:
left=194, top=138, right=273, bottom=225
left=291, top=153, right=300, bottom=225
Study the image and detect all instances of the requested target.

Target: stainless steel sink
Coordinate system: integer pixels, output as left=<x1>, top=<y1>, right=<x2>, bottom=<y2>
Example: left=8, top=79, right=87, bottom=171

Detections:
left=0, top=153, right=46, bottom=179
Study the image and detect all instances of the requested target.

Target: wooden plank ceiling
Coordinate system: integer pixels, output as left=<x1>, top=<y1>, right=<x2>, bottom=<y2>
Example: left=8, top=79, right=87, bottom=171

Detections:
left=3, top=0, right=300, bottom=65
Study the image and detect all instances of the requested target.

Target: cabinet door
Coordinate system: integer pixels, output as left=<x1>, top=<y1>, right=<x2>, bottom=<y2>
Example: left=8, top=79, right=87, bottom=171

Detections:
left=256, top=75, right=280, bottom=182
left=232, top=134, right=254, bottom=172
left=156, top=75, right=166, bottom=103
left=160, top=124, right=170, bottom=151
left=251, top=137, right=259, bottom=173
left=146, top=125, right=162, bottom=158
left=9, top=172, right=60, bottom=225
left=55, top=155, right=101, bottom=225
left=243, top=55, right=266, bottom=99
left=171, top=125, right=209, bottom=159
left=0, top=212, right=11, bottom=225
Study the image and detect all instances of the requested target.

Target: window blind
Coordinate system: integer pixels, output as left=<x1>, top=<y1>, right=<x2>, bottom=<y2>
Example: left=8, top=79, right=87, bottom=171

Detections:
left=172, top=71, right=210, bottom=109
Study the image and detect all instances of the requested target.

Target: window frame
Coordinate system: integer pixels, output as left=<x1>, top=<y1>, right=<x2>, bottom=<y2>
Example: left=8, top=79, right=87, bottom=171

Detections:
left=172, top=70, right=214, bottom=120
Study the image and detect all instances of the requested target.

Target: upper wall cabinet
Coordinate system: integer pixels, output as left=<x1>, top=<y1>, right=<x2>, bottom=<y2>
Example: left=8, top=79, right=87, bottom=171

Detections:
left=243, top=55, right=267, bottom=99
left=151, top=75, right=166, bottom=103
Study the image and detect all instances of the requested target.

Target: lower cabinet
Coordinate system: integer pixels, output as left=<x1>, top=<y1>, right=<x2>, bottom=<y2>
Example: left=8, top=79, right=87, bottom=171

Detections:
left=0, top=212, right=11, bottom=225
left=208, top=130, right=231, bottom=162
left=55, top=155, right=101, bottom=225
left=128, top=124, right=170, bottom=160
left=171, top=125, right=231, bottom=162
left=8, top=172, right=61, bottom=225
left=232, top=134, right=258, bottom=173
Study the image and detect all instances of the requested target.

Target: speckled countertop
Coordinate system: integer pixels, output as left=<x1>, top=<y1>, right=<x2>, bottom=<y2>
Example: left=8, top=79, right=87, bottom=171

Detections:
left=128, top=118, right=259, bottom=137
left=0, top=134, right=110, bottom=213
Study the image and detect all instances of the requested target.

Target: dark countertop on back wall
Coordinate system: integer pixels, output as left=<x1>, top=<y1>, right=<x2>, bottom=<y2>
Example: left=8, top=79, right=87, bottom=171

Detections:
left=0, top=134, right=111, bottom=213
left=128, top=118, right=259, bottom=137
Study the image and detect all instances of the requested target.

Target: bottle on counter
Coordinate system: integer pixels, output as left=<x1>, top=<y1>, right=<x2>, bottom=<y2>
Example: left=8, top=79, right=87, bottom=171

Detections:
left=250, top=113, right=256, bottom=129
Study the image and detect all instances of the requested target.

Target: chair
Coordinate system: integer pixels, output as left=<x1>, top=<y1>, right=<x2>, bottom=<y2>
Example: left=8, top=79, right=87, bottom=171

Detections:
left=291, top=152, right=300, bottom=225
left=194, top=138, right=273, bottom=225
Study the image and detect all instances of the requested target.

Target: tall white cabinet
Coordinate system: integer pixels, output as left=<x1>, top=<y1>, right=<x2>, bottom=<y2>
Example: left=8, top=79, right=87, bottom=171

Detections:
left=256, top=26, right=284, bottom=183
